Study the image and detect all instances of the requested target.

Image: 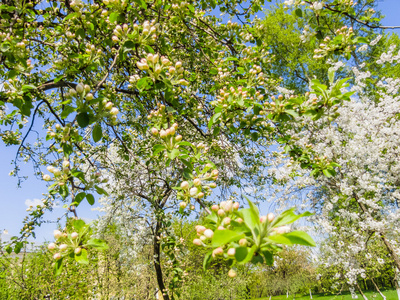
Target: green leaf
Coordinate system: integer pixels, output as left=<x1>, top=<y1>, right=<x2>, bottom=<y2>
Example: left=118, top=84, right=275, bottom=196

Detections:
left=95, top=185, right=109, bottom=196
left=272, top=208, right=313, bottom=228
left=262, top=250, right=274, bottom=265
left=73, top=219, right=86, bottom=232
left=92, top=123, right=102, bottom=142
left=236, top=245, right=256, bottom=265
left=212, top=229, right=245, bottom=247
left=86, top=194, right=95, bottom=205
left=153, top=144, right=166, bottom=156
left=77, top=112, right=90, bottom=128
left=86, top=238, right=108, bottom=250
left=283, top=231, right=316, bottom=247
left=239, top=208, right=260, bottom=232
left=328, top=68, right=335, bottom=84
left=21, top=84, right=36, bottom=92
left=61, top=106, right=76, bottom=119
left=137, top=77, right=152, bottom=91
left=54, top=257, right=64, bottom=276
left=234, top=246, right=248, bottom=262
left=14, top=242, right=23, bottom=254
left=5, top=246, right=12, bottom=254
left=208, top=112, right=221, bottom=129
left=267, top=231, right=315, bottom=247
left=109, top=12, right=119, bottom=23
left=295, top=8, right=302, bottom=17
left=75, top=248, right=89, bottom=264
left=74, top=192, right=86, bottom=205
left=169, top=149, right=180, bottom=160
left=203, top=250, right=213, bottom=271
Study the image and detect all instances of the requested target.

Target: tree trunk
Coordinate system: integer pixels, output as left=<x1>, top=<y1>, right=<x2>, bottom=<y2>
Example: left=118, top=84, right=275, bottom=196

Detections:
left=287, top=289, right=289, bottom=298
left=370, top=277, right=386, bottom=300
left=356, top=282, right=368, bottom=300
left=153, top=219, right=169, bottom=300
left=381, top=235, right=400, bottom=271
left=309, top=288, right=313, bottom=299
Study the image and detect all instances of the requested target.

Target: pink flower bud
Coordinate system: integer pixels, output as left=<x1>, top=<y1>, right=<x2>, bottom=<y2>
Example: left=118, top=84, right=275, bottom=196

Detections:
left=212, top=247, right=223, bottom=257
left=218, top=209, right=225, bottom=216
left=203, top=229, right=214, bottom=239
left=196, top=225, right=206, bottom=234
left=110, top=107, right=119, bottom=116
left=151, top=128, right=159, bottom=135
left=53, top=253, right=61, bottom=260
left=227, top=248, right=236, bottom=257
left=211, top=205, right=219, bottom=211
left=273, top=225, right=290, bottom=234
left=189, top=187, right=198, bottom=197
left=193, top=239, right=202, bottom=246
left=217, top=226, right=225, bottom=230
left=211, top=170, right=219, bottom=177
left=75, top=83, right=84, bottom=94
left=166, top=129, right=171, bottom=135
left=267, top=213, right=275, bottom=222
left=179, top=202, right=187, bottom=209
left=105, top=102, right=113, bottom=110
left=260, top=216, right=267, bottom=223
left=228, top=269, right=237, bottom=278
left=59, top=244, right=68, bottom=251
left=71, top=232, right=78, bottom=239
left=48, top=243, right=56, bottom=250
left=193, top=179, right=201, bottom=187
left=233, top=202, right=240, bottom=210
left=223, top=217, right=231, bottom=225
left=209, top=183, right=217, bottom=188
left=219, top=201, right=226, bottom=210
left=197, top=192, right=204, bottom=198
left=175, top=135, right=182, bottom=142
left=239, top=238, right=247, bottom=247
left=224, top=200, right=233, bottom=212
left=74, top=247, right=81, bottom=254
left=180, top=181, right=189, bottom=189
left=236, top=218, right=243, bottom=224
left=53, top=230, right=62, bottom=239
left=168, top=67, right=176, bottom=74
left=159, top=129, right=167, bottom=138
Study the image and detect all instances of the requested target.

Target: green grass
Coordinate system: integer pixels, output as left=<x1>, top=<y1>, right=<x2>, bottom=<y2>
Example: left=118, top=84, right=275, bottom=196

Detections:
left=252, top=289, right=398, bottom=300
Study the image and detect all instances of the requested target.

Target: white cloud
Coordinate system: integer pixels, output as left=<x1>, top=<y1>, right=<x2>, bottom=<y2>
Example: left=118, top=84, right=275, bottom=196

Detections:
left=25, top=198, right=44, bottom=208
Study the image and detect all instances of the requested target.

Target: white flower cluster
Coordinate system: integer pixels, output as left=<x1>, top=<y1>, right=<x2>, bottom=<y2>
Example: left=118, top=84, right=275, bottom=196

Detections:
left=264, top=45, right=400, bottom=288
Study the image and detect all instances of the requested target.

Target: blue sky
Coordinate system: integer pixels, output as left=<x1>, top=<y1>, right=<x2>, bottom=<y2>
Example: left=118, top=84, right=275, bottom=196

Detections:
left=1, top=0, right=400, bottom=243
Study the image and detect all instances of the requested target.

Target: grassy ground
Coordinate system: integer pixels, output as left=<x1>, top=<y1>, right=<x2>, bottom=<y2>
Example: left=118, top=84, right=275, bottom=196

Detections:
left=252, top=289, right=398, bottom=300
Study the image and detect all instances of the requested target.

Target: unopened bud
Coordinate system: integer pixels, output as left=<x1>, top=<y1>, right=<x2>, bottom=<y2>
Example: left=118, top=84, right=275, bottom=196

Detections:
left=53, top=230, right=62, bottom=239
left=203, top=229, right=214, bottom=239
left=151, top=128, right=159, bottom=135
left=180, top=181, right=189, bottom=189
left=228, top=269, right=237, bottom=278
left=193, top=239, right=202, bottom=246
left=227, top=248, right=236, bottom=257
left=239, top=238, right=247, bottom=247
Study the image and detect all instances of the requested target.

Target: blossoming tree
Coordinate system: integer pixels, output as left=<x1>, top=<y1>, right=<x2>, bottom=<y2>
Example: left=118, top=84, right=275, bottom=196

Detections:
left=0, top=0, right=397, bottom=298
